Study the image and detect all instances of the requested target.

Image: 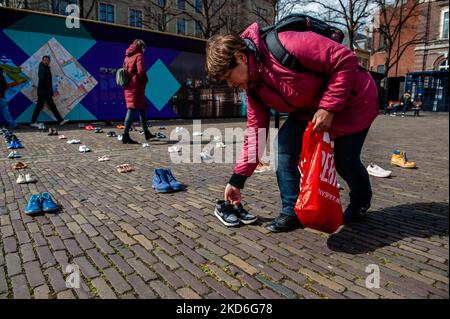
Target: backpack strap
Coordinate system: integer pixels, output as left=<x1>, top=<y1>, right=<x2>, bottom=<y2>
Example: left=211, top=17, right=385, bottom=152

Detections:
left=264, top=30, right=306, bottom=72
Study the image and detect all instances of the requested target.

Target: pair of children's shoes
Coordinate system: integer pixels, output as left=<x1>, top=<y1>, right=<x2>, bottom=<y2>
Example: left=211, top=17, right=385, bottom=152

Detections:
left=25, top=192, right=59, bottom=215
left=17, top=173, right=36, bottom=184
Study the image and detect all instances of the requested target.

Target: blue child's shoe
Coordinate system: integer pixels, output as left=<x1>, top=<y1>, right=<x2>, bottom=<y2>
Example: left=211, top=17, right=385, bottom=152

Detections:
left=24, top=194, right=42, bottom=215
left=164, top=169, right=185, bottom=191
left=152, top=169, right=173, bottom=193
left=41, top=192, right=59, bottom=212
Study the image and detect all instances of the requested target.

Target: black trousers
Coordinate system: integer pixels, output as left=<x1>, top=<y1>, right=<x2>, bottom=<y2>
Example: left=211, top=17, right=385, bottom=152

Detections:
left=31, top=96, right=63, bottom=123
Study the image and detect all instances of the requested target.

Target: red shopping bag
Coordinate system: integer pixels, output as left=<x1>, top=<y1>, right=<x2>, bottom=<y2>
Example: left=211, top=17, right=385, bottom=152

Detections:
left=294, top=122, right=343, bottom=234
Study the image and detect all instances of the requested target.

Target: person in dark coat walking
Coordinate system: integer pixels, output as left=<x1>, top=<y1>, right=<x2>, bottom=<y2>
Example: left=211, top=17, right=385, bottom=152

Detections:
left=121, top=39, right=154, bottom=144
left=30, top=56, right=67, bottom=127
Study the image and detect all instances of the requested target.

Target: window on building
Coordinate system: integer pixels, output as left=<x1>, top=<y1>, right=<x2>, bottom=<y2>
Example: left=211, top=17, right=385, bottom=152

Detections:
left=178, top=0, right=185, bottom=10
left=441, top=9, right=449, bottom=39
left=177, top=17, right=186, bottom=35
left=195, top=0, right=203, bottom=13
left=378, top=32, right=385, bottom=51
left=129, top=9, right=143, bottom=28
left=99, top=3, right=115, bottom=23
left=439, top=59, right=449, bottom=71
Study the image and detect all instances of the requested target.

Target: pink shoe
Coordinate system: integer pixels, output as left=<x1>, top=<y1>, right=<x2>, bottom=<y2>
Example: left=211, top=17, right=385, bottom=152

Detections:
left=58, top=135, right=67, bottom=139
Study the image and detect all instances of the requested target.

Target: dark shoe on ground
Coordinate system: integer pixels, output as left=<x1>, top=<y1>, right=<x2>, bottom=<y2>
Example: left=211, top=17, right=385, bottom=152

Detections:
left=266, top=214, right=302, bottom=233
left=107, top=131, right=117, bottom=137
left=343, top=203, right=370, bottom=224
left=164, top=169, right=185, bottom=191
left=121, top=133, right=138, bottom=144
left=144, top=131, right=157, bottom=141
left=214, top=200, right=239, bottom=227
left=233, top=203, right=257, bottom=224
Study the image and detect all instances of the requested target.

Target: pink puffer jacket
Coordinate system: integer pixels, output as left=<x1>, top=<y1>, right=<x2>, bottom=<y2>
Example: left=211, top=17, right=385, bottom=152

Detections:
left=233, top=23, right=379, bottom=183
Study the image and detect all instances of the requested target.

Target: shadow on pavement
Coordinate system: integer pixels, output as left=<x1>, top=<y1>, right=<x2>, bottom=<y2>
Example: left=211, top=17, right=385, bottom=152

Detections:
left=327, top=202, right=449, bottom=255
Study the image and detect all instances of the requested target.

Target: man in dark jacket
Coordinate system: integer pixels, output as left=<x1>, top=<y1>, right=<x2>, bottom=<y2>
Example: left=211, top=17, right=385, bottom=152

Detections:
left=0, top=68, right=17, bottom=128
left=30, top=56, right=67, bottom=126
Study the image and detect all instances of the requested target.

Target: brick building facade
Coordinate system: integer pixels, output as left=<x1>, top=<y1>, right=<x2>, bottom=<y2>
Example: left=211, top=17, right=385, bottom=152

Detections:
left=370, top=0, right=449, bottom=77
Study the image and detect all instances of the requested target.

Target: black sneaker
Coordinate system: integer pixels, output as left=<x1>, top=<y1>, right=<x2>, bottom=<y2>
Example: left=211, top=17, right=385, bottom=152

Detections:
left=266, top=214, right=302, bottom=233
left=343, top=203, right=370, bottom=224
left=233, top=203, right=257, bottom=225
left=214, top=200, right=239, bottom=227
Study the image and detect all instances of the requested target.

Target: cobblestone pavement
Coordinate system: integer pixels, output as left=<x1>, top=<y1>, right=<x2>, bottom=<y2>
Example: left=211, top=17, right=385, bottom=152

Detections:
left=0, top=113, right=448, bottom=299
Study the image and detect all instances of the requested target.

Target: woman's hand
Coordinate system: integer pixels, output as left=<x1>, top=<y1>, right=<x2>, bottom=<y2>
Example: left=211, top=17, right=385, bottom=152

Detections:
left=312, top=109, right=334, bottom=133
left=224, top=183, right=241, bottom=205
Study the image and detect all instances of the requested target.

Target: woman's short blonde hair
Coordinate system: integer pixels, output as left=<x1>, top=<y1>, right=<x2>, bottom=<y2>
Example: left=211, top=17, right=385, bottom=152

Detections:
left=133, top=39, right=146, bottom=51
left=206, top=34, right=247, bottom=82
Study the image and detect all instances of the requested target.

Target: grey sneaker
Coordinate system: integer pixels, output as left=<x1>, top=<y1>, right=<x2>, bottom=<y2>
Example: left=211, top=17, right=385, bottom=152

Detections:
left=233, top=203, right=257, bottom=224
left=214, top=200, right=239, bottom=227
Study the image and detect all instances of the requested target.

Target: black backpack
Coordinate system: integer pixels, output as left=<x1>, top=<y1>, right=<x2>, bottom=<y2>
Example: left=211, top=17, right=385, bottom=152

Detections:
left=250, top=14, right=345, bottom=73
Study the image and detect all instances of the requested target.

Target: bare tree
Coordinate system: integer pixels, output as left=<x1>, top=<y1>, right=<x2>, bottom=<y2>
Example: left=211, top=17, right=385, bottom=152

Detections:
left=183, top=0, right=229, bottom=38
left=79, top=0, right=97, bottom=19
left=144, top=0, right=180, bottom=32
left=295, top=0, right=372, bottom=51
left=372, top=0, right=425, bottom=78
left=249, top=0, right=297, bottom=26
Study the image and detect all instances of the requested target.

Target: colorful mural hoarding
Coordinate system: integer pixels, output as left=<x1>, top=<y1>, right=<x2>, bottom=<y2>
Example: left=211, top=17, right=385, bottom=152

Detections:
left=0, top=7, right=244, bottom=124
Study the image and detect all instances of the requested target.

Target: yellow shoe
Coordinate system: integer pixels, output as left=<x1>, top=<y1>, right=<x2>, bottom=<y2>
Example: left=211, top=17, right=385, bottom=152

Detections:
left=391, top=151, right=416, bottom=168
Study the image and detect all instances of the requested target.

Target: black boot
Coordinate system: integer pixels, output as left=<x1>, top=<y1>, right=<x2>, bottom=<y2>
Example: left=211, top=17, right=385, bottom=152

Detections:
left=343, top=203, right=370, bottom=224
left=144, top=130, right=156, bottom=141
left=121, top=133, right=138, bottom=144
left=266, top=214, right=302, bottom=233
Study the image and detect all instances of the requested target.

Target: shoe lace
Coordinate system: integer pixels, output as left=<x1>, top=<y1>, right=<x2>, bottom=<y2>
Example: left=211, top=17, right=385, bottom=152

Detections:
left=165, top=170, right=176, bottom=182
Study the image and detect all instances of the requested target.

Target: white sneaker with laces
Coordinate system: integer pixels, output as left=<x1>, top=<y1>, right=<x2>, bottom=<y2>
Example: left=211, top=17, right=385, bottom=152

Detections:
left=25, top=174, right=36, bottom=183
left=367, top=163, right=392, bottom=178
left=79, top=145, right=90, bottom=153
left=168, top=146, right=181, bottom=153
left=67, top=139, right=81, bottom=144
left=215, top=142, right=226, bottom=148
left=16, top=174, right=26, bottom=184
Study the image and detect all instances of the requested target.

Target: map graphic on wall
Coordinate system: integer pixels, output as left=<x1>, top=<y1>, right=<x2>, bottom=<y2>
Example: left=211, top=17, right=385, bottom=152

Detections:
left=20, top=37, right=98, bottom=118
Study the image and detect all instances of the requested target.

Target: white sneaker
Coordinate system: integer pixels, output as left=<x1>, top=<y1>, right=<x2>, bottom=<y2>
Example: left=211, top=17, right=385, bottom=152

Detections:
left=7, top=151, right=20, bottom=159
left=38, top=123, right=45, bottom=130
left=30, top=122, right=40, bottom=128
left=142, top=143, right=150, bottom=148
left=67, top=139, right=81, bottom=144
left=16, top=174, right=26, bottom=184
left=117, top=135, right=123, bottom=141
left=25, top=174, right=36, bottom=183
left=79, top=145, right=90, bottom=153
left=367, top=163, right=392, bottom=178
left=168, top=146, right=181, bottom=153
left=200, top=152, right=213, bottom=161
left=215, top=142, right=226, bottom=148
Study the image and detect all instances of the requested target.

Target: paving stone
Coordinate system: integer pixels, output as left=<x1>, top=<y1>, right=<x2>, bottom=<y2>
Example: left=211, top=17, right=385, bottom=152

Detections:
left=11, top=274, right=31, bottom=299
left=24, top=261, right=46, bottom=288
left=104, top=267, right=132, bottom=294
left=91, top=277, right=117, bottom=299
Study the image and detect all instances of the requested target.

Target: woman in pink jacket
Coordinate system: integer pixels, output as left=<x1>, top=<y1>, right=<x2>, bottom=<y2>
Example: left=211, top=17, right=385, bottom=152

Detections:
left=122, top=39, right=154, bottom=144
left=206, top=23, right=379, bottom=232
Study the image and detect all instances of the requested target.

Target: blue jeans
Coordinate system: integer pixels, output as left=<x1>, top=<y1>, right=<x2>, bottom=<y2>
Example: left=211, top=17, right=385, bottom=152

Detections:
left=124, top=108, right=149, bottom=135
left=0, top=98, right=17, bottom=128
left=275, top=114, right=372, bottom=216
